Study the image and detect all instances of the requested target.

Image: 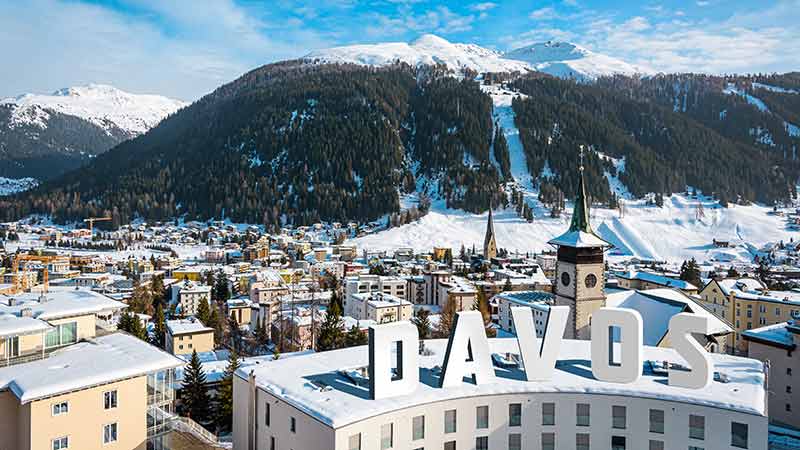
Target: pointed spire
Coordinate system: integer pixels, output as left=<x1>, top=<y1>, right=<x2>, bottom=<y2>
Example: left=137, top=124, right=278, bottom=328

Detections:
left=569, top=145, right=593, bottom=233
left=484, top=201, right=497, bottom=260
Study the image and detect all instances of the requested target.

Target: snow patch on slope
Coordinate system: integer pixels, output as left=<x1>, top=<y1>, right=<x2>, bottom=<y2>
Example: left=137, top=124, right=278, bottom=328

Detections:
left=0, top=177, right=38, bottom=196
left=1, top=84, right=186, bottom=135
left=504, top=41, right=645, bottom=81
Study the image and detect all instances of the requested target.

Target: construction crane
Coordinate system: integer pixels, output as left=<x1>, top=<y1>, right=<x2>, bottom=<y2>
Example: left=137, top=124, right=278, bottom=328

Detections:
left=12, top=253, right=66, bottom=294
left=83, top=216, right=112, bottom=232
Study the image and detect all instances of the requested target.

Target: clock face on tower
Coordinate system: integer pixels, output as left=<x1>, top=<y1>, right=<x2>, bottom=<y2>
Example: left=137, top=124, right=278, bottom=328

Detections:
left=560, top=272, right=571, bottom=287
left=585, top=273, right=598, bottom=288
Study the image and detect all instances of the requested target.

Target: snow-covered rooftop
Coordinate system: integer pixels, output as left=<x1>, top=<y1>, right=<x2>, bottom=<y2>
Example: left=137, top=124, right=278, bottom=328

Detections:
left=741, top=321, right=799, bottom=349
left=166, top=318, right=213, bottom=335
left=239, top=338, right=765, bottom=428
left=617, top=270, right=697, bottom=290
left=548, top=230, right=611, bottom=248
left=0, top=333, right=183, bottom=403
left=606, top=288, right=732, bottom=346
left=0, top=287, right=127, bottom=321
left=0, top=314, right=51, bottom=338
left=493, top=291, right=553, bottom=311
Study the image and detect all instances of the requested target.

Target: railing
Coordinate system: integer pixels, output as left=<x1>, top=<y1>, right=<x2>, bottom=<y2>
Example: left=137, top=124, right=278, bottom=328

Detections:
left=0, top=350, right=50, bottom=368
left=169, top=416, right=224, bottom=446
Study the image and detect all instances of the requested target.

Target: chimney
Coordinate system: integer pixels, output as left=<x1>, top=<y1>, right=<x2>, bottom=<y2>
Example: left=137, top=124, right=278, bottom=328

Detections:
left=7, top=298, right=16, bottom=307
left=20, top=307, right=33, bottom=318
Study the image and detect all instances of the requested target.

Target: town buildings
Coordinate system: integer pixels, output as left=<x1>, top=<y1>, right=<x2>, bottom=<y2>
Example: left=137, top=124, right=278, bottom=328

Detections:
left=165, top=318, right=214, bottom=356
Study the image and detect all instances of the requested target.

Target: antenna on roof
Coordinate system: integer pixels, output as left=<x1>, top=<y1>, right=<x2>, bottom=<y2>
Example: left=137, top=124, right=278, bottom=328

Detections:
left=579, top=144, right=585, bottom=172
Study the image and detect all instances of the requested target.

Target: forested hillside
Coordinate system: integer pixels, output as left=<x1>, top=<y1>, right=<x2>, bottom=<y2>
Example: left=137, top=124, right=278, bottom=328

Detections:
left=1, top=63, right=797, bottom=227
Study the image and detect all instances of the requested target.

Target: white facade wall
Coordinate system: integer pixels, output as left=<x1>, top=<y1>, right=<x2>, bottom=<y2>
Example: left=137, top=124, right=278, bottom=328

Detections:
left=497, top=298, right=550, bottom=337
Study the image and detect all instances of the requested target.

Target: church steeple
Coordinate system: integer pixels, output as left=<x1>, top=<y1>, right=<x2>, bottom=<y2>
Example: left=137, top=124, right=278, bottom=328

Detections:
left=569, top=146, right=593, bottom=234
left=483, top=203, right=497, bottom=260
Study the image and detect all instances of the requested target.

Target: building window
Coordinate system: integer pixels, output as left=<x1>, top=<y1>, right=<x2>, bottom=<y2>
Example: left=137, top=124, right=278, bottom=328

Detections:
left=576, top=403, right=590, bottom=426
left=45, top=322, right=78, bottom=349
left=649, top=409, right=664, bottom=433
left=789, top=368, right=794, bottom=376
left=576, top=433, right=590, bottom=450
left=445, top=409, right=457, bottom=433
left=476, top=436, right=488, bottom=450
left=348, top=433, right=361, bottom=450
left=542, top=402, right=555, bottom=425
left=52, top=401, right=69, bottom=416
left=104, top=390, right=118, bottom=409
left=476, top=405, right=489, bottom=429
left=508, top=433, right=521, bottom=450
left=612, top=405, right=626, bottom=429
left=412, top=415, right=425, bottom=440
left=270, top=436, right=275, bottom=450
left=787, top=403, right=792, bottom=412
left=731, top=422, right=748, bottom=448
left=265, top=402, right=270, bottom=426
left=509, top=403, right=522, bottom=427
left=541, top=432, right=555, bottom=450
left=649, top=440, right=664, bottom=450
left=290, top=417, right=296, bottom=433
left=103, top=423, right=118, bottom=444
left=381, top=423, right=393, bottom=449
left=611, top=436, right=626, bottom=450
left=689, top=415, right=705, bottom=440
left=688, top=447, right=704, bottom=450
left=444, top=441, right=456, bottom=450
left=52, top=436, right=69, bottom=450
left=787, top=386, right=792, bottom=394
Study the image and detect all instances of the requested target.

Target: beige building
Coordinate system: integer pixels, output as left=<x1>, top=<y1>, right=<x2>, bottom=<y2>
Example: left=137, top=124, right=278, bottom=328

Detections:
left=171, top=281, right=212, bottom=317
left=165, top=318, right=215, bottom=356
left=344, top=292, right=413, bottom=324
left=698, top=278, right=800, bottom=353
left=742, top=320, right=799, bottom=429
left=0, top=333, right=181, bottom=450
left=227, top=297, right=253, bottom=327
left=494, top=291, right=554, bottom=337
left=345, top=274, right=407, bottom=302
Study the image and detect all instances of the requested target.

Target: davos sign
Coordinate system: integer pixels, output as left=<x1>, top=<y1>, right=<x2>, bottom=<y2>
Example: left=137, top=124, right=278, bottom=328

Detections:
left=368, top=306, right=715, bottom=400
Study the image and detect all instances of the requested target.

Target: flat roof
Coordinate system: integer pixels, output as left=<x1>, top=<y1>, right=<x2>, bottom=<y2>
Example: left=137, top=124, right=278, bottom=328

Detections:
left=0, top=333, right=183, bottom=403
left=742, top=321, right=798, bottom=349
left=238, top=338, right=766, bottom=428
left=167, top=318, right=213, bottom=335
left=0, top=314, right=51, bottom=338
left=0, top=288, right=127, bottom=321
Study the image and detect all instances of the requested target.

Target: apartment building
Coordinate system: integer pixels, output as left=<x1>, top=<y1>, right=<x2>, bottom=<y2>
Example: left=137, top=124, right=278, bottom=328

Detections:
left=165, top=318, right=214, bottom=356
left=233, top=338, right=767, bottom=450
left=742, top=320, right=799, bottom=429
left=170, top=281, right=212, bottom=316
left=494, top=291, right=554, bottom=337
left=345, top=274, right=407, bottom=302
left=0, top=332, right=182, bottom=450
left=344, top=292, right=413, bottom=324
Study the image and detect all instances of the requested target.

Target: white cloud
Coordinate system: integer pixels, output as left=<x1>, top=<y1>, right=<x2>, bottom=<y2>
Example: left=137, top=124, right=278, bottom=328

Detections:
left=469, top=2, right=497, bottom=12
left=529, top=7, right=560, bottom=20
left=696, top=1, right=710, bottom=6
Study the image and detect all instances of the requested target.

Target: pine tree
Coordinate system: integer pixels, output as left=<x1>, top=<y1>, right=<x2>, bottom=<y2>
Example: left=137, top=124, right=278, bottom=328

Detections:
left=228, top=314, right=242, bottom=353
left=215, top=349, right=240, bottom=432
left=118, top=310, right=147, bottom=341
left=411, top=308, right=431, bottom=340
left=213, top=270, right=230, bottom=303
left=182, top=350, right=211, bottom=424
left=316, top=301, right=344, bottom=351
left=436, top=298, right=458, bottom=338
left=196, top=296, right=211, bottom=325
left=151, top=303, right=166, bottom=348
left=209, top=306, right=223, bottom=346
left=679, top=258, right=702, bottom=287
left=343, top=325, right=368, bottom=347
left=473, top=289, right=496, bottom=337
left=727, top=266, right=740, bottom=278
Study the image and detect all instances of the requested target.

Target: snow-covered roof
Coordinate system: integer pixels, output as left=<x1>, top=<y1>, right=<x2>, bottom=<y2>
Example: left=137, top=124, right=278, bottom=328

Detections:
left=548, top=230, right=611, bottom=248
left=174, top=349, right=314, bottom=386
left=0, top=333, right=183, bottom=404
left=493, top=291, right=553, bottom=311
left=617, top=270, right=697, bottom=290
left=0, top=314, right=51, bottom=338
left=0, top=288, right=127, bottom=321
left=166, top=318, right=213, bottom=335
left=238, top=338, right=765, bottom=428
left=716, top=278, right=766, bottom=296
left=606, top=288, right=733, bottom=346
left=741, top=321, right=799, bottom=349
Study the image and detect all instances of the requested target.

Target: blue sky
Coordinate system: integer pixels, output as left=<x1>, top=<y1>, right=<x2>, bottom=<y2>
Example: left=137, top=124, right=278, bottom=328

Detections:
left=1, top=0, right=798, bottom=100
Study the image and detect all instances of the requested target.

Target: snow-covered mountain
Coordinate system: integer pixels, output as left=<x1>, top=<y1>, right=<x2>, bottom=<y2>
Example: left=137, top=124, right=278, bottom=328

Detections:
left=304, top=34, right=645, bottom=80
left=0, top=84, right=186, bottom=181
left=1, top=83, right=186, bottom=136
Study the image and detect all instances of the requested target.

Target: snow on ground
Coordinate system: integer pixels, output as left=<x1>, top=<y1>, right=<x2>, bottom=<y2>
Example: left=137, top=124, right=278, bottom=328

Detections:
left=504, top=41, right=647, bottom=81
left=349, top=192, right=797, bottom=265
left=1, top=84, right=186, bottom=135
left=752, top=82, right=799, bottom=94
left=723, top=83, right=770, bottom=112
left=597, top=152, right=632, bottom=199
left=0, top=177, right=38, bottom=196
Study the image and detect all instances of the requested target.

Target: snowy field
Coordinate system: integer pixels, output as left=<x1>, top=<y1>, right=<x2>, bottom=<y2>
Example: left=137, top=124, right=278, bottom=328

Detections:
left=350, top=85, right=799, bottom=265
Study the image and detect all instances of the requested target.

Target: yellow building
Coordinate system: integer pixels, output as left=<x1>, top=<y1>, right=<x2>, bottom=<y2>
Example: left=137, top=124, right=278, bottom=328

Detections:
left=165, top=318, right=215, bottom=356
left=172, top=267, right=204, bottom=282
left=0, top=333, right=181, bottom=450
left=698, top=278, right=800, bottom=353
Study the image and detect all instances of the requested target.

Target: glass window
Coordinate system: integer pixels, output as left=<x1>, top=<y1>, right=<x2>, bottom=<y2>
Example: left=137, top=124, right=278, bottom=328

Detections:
left=348, top=433, right=361, bottom=450
left=381, top=423, right=393, bottom=449
left=649, top=409, right=664, bottom=434
left=265, top=402, right=270, bottom=426
left=689, top=415, right=705, bottom=440
left=476, top=405, right=489, bottom=429
left=444, top=441, right=456, bottom=450
left=576, top=403, right=590, bottom=426
left=732, top=422, right=748, bottom=448
left=649, top=440, right=664, bottom=450
left=476, top=436, right=488, bottom=450
left=104, top=390, right=118, bottom=409
left=413, top=415, right=425, bottom=440
left=508, top=433, right=521, bottom=450
left=290, top=417, right=296, bottom=433
left=6, top=336, right=19, bottom=358
left=542, top=402, right=555, bottom=425
left=52, top=401, right=69, bottom=416
left=688, top=447, right=704, bottom=450
left=541, top=432, right=555, bottom=450
left=576, top=433, right=590, bottom=450
left=612, top=435, right=626, bottom=450
left=445, top=409, right=457, bottom=434
left=270, top=436, right=275, bottom=450
left=52, top=436, right=69, bottom=450
left=509, top=403, right=521, bottom=427
left=612, top=406, right=626, bottom=429
left=103, top=423, right=118, bottom=444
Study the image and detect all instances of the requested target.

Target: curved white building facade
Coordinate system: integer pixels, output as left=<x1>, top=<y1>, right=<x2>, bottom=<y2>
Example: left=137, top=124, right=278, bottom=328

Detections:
left=233, top=338, right=767, bottom=450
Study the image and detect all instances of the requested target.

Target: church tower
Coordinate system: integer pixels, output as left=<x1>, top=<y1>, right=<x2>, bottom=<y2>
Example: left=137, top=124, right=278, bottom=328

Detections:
left=483, top=207, right=497, bottom=260
left=548, top=148, right=610, bottom=340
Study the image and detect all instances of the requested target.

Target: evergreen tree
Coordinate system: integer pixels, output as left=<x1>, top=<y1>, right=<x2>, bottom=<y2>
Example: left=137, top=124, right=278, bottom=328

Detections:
left=215, top=349, right=240, bottom=432
left=182, top=350, right=211, bottom=424
left=196, top=296, right=211, bottom=325
left=411, top=308, right=431, bottom=340
left=343, top=325, right=368, bottom=347
left=228, top=314, right=242, bottom=353
left=118, top=310, right=147, bottom=341
left=679, top=258, right=702, bottom=287
left=151, top=303, right=166, bottom=348
left=317, top=301, right=344, bottom=351
left=727, top=266, right=740, bottom=278
left=436, top=298, right=458, bottom=338
left=150, top=275, right=166, bottom=309
left=213, top=270, right=230, bottom=303
left=473, top=289, right=496, bottom=337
